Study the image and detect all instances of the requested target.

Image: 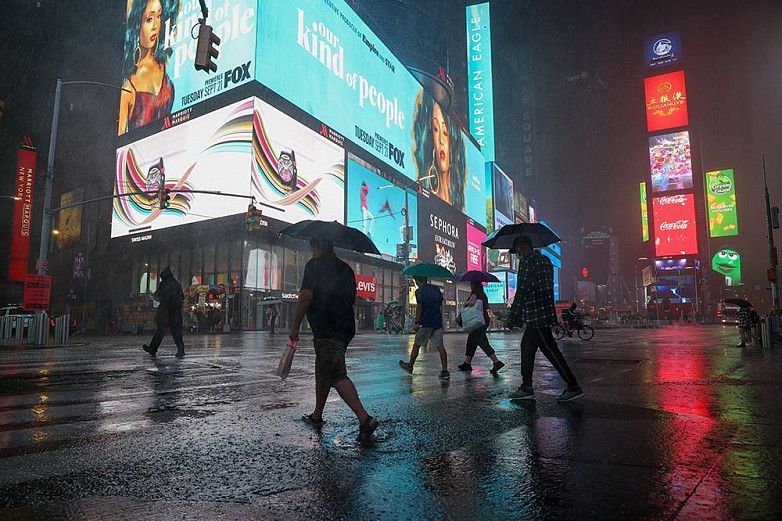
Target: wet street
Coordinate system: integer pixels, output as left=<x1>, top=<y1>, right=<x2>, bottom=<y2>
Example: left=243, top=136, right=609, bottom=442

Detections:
left=0, top=325, right=781, bottom=520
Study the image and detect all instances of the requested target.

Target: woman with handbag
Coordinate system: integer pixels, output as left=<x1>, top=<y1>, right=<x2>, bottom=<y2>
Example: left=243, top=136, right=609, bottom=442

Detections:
left=458, top=281, right=505, bottom=375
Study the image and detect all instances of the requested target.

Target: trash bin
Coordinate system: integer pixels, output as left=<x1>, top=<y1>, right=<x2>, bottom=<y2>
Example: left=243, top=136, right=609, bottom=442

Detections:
left=760, top=315, right=772, bottom=349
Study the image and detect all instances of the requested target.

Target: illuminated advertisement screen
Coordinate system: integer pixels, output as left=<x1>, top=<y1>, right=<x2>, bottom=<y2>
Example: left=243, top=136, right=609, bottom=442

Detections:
left=705, top=169, right=738, bottom=237
left=466, top=2, right=495, bottom=161
left=118, top=0, right=257, bottom=135
left=645, top=32, right=682, bottom=68
left=649, top=131, right=693, bottom=192
left=466, top=221, right=486, bottom=271
left=712, top=248, right=741, bottom=286
left=417, top=194, right=468, bottom=274
left=652, top=193, right=698, bottom=257
left=464, top=136, right=488, bottom=227
left=112, top=97, right=344, bottom=237
left=492, top=164, right=514, bottom=230
left=507, top=271, right=517, bottom=302
left=514, top=191, right=529, bottom=223
left=346, top=158, right=418, bottom=260
left=640, top=182, right=650, bottom=242
left=486, top=271, right=506, bottom=305
left=644, top=70, right=688, bottom=132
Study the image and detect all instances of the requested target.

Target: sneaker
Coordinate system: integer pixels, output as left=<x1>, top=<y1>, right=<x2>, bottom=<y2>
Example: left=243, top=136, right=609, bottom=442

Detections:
left=399, top=360, right=413, bottom=373
left=457, top=362, right=472, bottom=372
left=509, top=386, right=534, bottom=400
left=556, top=388, right=585, bottom=402
left=438, top=370, right=450, bottom=380
left=358, top=416, right=379, bottom=444
left=490, top=361, right=505, bottom=375
left=142, top=344, right=156, bottom=357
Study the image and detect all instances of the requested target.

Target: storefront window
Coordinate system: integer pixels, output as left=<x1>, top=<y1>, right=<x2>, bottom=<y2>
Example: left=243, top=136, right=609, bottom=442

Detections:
left=283, top=247, right=298, bottom=290
left=246, top=243, right=280, bottom=290
left=205, top=244, right=216, bottom=285
left=148, top=254, right=158, bottom=294
left=191, top=246, right=203, bottom=286
left=216, top=241, right=229, bottom=285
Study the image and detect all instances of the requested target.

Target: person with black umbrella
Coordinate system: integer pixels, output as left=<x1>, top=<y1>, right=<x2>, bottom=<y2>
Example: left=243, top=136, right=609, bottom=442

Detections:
left=506, top=235, right=583, bottom=402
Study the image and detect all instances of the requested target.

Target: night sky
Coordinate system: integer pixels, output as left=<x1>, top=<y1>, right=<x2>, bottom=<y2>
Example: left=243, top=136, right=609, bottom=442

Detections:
left=1, top=0, right=780, bottom=307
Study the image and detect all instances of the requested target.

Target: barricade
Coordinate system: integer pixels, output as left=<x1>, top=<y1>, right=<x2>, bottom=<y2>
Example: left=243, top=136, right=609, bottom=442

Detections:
left=27, top=312, right=48, bottom=346
left=54, top=314, right=70, bottom=346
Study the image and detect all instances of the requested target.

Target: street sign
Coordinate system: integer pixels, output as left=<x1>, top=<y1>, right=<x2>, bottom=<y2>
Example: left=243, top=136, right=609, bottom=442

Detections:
left=23, top=274, right=52, bottom=311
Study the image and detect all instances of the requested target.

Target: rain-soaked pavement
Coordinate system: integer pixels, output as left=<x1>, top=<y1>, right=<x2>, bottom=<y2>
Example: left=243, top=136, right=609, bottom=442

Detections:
left=0, top=324, right=781, bottom=520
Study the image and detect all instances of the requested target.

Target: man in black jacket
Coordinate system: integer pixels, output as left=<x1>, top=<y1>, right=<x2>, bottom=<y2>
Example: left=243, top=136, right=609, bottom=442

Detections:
left=143, top=266, right=185, bottom=358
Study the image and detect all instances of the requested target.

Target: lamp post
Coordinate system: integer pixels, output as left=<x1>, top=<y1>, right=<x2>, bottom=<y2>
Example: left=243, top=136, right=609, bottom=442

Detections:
left=378, top=174, right=433, bottom=332
left=634, top=257, right=649, bottom=314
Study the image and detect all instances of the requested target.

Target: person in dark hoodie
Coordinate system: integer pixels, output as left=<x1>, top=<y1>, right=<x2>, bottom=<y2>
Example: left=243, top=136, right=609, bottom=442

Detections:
left=143, top=266, right=185, bottom=358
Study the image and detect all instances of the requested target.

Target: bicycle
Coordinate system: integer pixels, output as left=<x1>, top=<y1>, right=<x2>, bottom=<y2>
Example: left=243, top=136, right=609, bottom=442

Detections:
left=552, top=320, right=594, bottom=341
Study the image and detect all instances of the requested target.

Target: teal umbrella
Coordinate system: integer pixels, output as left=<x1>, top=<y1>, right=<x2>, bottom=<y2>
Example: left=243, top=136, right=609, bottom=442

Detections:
left=402, top=263, right=454, bottom=279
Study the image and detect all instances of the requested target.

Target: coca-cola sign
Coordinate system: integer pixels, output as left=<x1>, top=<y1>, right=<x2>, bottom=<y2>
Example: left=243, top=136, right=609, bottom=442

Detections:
left=652, top=194, right=698, bottom=257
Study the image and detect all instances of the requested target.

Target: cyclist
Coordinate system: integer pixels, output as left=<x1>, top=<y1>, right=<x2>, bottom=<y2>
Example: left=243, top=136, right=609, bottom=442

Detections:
left=561, top=303, right=582, bottom=331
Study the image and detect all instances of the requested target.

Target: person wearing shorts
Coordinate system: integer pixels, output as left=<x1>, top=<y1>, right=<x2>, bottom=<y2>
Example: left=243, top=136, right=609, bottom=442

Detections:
left=290, top=238, right=378, bottom=441
left=399, top=276, right=450, bottom=379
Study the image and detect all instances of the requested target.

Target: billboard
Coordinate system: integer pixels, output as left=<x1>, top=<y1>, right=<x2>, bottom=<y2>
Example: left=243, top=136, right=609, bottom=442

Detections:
left=418, top=194, right=467, bottom=274
left=645, top=32, right=682, bottom=68
left=118, top=0, right=257, bottom=135
left=652, top=193, right=698, bottom=257
left=466, top=220, right=486, bottom=271
left=466, top=2, right=495, bottom=161
left=346, top=158, right=417, bottom=260
left=58, top=188, right=84, bottom=248
left=9, top=141, right=37, bottom=281
left=640, top=182, right=650, bottom=242
left=712, top=248, right=741, bottom=286
left=644, top=70, right=688, bottom=132
left=492, top=164, right=513, bottom=230
left=649, top=131, right=693, bottom=192
left=463, top=136, right=488, bottom=227
left=112, top=97, right=344, bottom=237
left=705, top=169, right=738, bottom=237
left=514, top=191, right=529, bottom=223
left=486, top=271, right=506, bottom=305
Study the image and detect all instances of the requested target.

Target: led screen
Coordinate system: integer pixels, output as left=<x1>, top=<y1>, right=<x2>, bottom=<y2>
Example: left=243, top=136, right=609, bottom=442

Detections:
left=652, top=193, right=698, bottom=257
left=640, top=182, right=650, bottom=242
left=463, top=136, right=488, bottom=227
left=705, top=169, right=738, bottom=237
left=346, top=158, right=418, bottom=260
left=644, top=70, right=688, bottom=132
left=514, top=191, right=529, bottom=223
left=712, top=248, right=741, bottom=286
left=466, top=221, right=486, bottom=271
left=649, top=131, right=693, bottom=192
left=417, top=194, right=468, bottom=275
left=486, top=271, right=506, bottom=305
left=466, top=2, right=495, bottom=161
left=507, top=271, right=517, bottom=302
left=118, top=0, right=257, bottom=135
left=492, top=164, right=513, bottom=230
left=112, top=97, right=344, bottom=237
left=645, top=32, right=682, bottom=68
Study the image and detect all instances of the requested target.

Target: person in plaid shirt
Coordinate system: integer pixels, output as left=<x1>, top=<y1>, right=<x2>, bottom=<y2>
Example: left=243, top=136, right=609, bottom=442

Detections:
left=507, top=235, right=583, bottom=402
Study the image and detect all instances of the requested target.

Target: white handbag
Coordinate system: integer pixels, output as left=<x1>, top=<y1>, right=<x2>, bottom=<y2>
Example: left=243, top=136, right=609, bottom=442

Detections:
left=460, top=299, right=486, bottom=333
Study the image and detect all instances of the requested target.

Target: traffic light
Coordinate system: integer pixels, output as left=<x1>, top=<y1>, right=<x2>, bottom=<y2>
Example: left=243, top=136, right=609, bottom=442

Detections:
left=771, top=206, right=780, bottom=229
left=0, top=98, right=5, bottom=122
left=159, top=187, right=171, bottom=210
left=194, top=23, right=220, bottom=73
left=246, top=203, right=261, bottom=231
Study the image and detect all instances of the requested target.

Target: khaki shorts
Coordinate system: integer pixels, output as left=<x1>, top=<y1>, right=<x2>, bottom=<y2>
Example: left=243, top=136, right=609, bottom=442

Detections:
left=414, top=327, right=444, bottom=349
left=314, top=338, right=349, bottom=388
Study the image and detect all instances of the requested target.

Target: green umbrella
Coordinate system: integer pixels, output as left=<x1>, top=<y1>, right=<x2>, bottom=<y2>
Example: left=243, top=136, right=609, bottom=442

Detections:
left=401, top=263, right=454, bottom=279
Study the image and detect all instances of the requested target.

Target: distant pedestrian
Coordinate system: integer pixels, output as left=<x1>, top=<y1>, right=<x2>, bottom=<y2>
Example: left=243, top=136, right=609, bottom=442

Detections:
left=737, top=305, right=759, bottom=348
left=458, top=281, right=504, bottom=374
left=399, top=276, right=450, bottom=379
left=143, top=267, right=185, bottom=358
left=290, top=238, right=378, bottom=441
left=506, top=236, right=583, bottom=402
left=266, top=304, right=278, bottom=336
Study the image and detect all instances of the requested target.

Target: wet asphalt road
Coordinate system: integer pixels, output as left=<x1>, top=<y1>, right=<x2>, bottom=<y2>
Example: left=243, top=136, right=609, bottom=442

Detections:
left=0, top=325, right=781, bottom=520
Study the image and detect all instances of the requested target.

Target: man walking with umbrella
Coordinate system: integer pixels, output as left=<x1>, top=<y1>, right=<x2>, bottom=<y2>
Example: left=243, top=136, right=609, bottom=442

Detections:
left=506, top=235, right=583, bottom=401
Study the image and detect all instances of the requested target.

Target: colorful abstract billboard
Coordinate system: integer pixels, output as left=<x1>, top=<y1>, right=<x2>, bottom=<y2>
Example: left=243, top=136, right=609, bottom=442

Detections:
left=712, top=248, right=741, bottom=286
left=649, top=131, right=693, bottom=192
left=112, top=97, right=344, bottom=237
left=640, top=182, right=650, bottom=242
left=492, top=164, right=514, bottom=230
left=644, top=70, right=688, bottom=132
left=705, top=169, right=738, bottom=237
left=652, top=193, right=698, bottom=257
left=645, top=32, right=682, bottom=68
left=466, top=2, right=495, bottom=161
left=466, top=220, right=486, bottom=271
left=118, top=0, right=257, bottom=135
left=346, top=158, right=418, bottom=260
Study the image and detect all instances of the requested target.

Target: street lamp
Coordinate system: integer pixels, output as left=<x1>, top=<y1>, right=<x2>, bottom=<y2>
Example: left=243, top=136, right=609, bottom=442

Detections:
left=0, top=196, right=22, bottom=201
left=634, top=257, right=650, bottom=314
left=378, top=174, right=433, bottom=331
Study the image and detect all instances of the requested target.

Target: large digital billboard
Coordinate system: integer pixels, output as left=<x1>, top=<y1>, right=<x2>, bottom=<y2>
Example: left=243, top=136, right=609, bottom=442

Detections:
left=417, top=194, right=468, bottom=275
left=649, top=131, right=693, bottom=192
left=463, top=136, right=488, bottom=227
left=705, top=169, right=738, bottom=237
left=466, top=220, right=486, bottom=271
left=466, top=2, right=495, bottom=161
left=346, top=158, right=418, bottom=260
left=118, top=0, right=257, bottom=136
left=492, top=164, right=514, bottom=230
left=644, top=70, right=688, bottom=132
left=645, top=32, right=682, bottom=68
left=652, top=193, right=698, bottom=257
left=640, top=182, right=650, bottom=242
left=112, top=97, right=344, bottom=237
left=712, top=248, right=741, bottom=286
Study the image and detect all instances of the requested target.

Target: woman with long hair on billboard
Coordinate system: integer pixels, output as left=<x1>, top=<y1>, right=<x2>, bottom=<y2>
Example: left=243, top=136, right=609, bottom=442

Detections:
left=118, top=0, right=179, bottom=134
left=412, top=92, right=467, bottom=210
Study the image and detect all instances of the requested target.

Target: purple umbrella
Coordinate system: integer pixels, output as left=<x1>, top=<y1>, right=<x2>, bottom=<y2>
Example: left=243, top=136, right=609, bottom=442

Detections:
left=458, top=270, right=501, bottom=283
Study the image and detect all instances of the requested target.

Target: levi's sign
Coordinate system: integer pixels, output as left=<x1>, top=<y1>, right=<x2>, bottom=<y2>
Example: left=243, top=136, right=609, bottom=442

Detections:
left=355, top=275, right=377, bottom=300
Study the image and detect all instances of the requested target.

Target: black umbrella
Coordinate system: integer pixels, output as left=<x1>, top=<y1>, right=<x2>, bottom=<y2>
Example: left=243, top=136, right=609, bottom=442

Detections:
left=723, top=298, right=752, bottom=308
left=279, top=220, right=380, bottom=255
left=482, top=223, right=561, bottom=249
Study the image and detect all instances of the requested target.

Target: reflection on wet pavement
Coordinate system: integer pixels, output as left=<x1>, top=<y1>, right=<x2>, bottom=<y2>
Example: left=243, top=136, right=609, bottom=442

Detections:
left=0, top=325, right=781, bottom=519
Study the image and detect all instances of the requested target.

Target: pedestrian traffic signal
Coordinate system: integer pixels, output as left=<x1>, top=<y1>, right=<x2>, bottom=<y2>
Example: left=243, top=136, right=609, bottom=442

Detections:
left=246, top=203, right=262, bottom=231
left=0, top=99, right=5, bottom=122
left=194, top=23, right=220, bottom=73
